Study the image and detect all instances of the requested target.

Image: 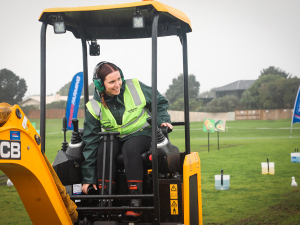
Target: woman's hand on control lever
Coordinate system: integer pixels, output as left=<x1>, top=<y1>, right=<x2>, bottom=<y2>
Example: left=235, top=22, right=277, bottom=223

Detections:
left=82, top=183, right=97, bottom=194
left=160, top=122, right=173, bottom=130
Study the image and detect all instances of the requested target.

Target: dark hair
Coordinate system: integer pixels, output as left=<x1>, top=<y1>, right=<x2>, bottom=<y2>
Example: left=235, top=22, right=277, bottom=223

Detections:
left=96, top=63, right=119, bottom=108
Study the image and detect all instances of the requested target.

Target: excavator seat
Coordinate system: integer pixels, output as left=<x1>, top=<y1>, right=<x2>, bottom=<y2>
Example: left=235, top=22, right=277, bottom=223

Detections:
left=115, top=126, right=177, bottom=172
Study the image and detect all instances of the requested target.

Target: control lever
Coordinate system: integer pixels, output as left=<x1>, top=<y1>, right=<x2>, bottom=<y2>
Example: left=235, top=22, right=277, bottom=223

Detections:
left=98, top=131, right=108, bottom=205
left=147, top=118, right=180, bottom=173
left=61, top=117, right=68, bottom=151
left=147, top=118, right=172, bottom=133
left=71, top=119, right=82, bottom=144
left=98, top=131, right=120, bottom=207
left=146, top=118, right=169, bottom=146
left=108, top=132, right=120, bottom=206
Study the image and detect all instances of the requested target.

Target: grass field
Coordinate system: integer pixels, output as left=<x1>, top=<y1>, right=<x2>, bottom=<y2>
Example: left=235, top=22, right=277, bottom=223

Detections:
left=1, top=118, right=300, bottom=224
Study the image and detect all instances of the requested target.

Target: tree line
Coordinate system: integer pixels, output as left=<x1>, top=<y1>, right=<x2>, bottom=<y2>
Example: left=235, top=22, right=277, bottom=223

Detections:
left=0, top=69, right=27, bottom=105
left=239, top=68, right=299, bottom=110
left=1, top=66, right=299, bottom=113
left=165, top=66, right=300, bottom=112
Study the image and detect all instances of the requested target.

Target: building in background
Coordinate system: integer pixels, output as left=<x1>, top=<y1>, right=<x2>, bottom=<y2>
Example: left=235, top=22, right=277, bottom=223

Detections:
left=212, top=80, right=255, bottom=100
left=19, top=94, right=93, bottom=108
left=19, top=94, right=68, bottom=107
left=198, top=91, right=216, bottom=104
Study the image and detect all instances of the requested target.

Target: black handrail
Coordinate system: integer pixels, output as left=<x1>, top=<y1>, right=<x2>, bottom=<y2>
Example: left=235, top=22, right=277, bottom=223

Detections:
left=171, top=122, right=185, bottom=126
left=181, top=27, right=191, bottom=155
left=40, top=22, right=47, bottom=154
left=79, top=29, right=89, bottom=110
left=70, top=194, right=154, bottom=199
left=151, top=10, right=160, bottom=225
left=76, top=206, right=154, bottom=211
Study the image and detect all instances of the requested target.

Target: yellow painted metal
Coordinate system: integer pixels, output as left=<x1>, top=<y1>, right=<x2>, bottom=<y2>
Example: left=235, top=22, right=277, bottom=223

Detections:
left=0, top=105, right=73, bottom=225
left=183, top=152, right=203, bottom=225
left=39, top=1, right=192, bottom=30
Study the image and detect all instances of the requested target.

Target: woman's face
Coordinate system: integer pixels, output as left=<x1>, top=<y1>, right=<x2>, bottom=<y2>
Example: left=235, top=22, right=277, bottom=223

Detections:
left=103, top=70, right=122, bottom=97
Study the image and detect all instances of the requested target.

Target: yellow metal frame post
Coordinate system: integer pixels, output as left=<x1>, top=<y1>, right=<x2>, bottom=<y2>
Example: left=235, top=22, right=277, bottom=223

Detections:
left=183, top=152, right=203, bottom=225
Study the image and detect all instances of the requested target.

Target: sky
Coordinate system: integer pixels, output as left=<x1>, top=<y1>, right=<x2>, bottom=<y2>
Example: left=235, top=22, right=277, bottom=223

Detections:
left=1, top=0, right=300, bottom=98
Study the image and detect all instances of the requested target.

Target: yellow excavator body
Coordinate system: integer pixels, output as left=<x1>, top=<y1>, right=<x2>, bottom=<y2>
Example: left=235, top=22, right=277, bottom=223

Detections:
left=0, top=104, right=73, bottom=225
left=0, top=103, right=203, bottom=224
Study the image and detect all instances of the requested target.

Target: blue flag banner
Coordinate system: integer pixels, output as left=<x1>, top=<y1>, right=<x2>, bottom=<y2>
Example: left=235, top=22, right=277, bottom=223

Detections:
left=66, top=72, right=84, bottom=130
left=292, top=85, right=300, bottom=125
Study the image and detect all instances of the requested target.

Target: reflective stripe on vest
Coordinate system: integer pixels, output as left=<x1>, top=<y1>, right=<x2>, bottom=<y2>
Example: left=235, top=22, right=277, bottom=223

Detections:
left=90, top=99, right=102, bottom=120
left=126, top=79, right=142, bottom=106
left=86, top=100, right=100, bottom=121
left=86, top=79, right=150, bottom=137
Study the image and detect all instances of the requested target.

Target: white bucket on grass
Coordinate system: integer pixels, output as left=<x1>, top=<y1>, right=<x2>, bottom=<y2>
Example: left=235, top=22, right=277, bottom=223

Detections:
left=261, top=162, right=274, bottom=175
left=291, top=153, right=300, bottom=163
left=215, top=175, right=230, bottom=190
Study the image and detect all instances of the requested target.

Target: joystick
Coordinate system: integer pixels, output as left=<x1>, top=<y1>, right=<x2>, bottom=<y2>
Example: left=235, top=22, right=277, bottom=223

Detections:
left=71, top=119, right=82, bottom=144
left=61, top=117, right=68, bottom=151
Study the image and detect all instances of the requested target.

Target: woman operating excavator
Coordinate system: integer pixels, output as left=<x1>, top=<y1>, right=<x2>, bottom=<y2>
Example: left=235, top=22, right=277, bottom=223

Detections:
left=81, top=62, right=172, bottom=218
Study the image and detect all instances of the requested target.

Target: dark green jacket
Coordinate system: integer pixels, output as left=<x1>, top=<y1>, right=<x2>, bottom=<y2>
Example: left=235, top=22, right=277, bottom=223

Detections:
left=81, top=80, right=171, bottom=184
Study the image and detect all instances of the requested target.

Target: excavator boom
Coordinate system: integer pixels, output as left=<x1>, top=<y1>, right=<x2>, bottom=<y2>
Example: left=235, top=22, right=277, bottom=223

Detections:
left=0, top=103, right=74, bottom=225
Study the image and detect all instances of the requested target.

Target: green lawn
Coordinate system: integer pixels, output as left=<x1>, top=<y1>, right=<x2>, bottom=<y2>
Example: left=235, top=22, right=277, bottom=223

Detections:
left=1, top=118, right=300, bottom=224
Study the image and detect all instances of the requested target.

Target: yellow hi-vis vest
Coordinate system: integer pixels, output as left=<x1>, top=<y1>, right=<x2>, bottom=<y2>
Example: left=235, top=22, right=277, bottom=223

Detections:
left=86, top=79, right=151, bottom=138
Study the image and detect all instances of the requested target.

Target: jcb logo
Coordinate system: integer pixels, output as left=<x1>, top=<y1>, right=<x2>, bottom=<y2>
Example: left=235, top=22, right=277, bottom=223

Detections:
left=0, top=140, right=21, bottom=160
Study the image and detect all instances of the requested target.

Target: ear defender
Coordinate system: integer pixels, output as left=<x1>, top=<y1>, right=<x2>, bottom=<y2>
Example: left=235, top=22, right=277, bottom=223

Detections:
left=92, top=61, right=125, bottom=93
left=93, top=78, right=105, bottom=92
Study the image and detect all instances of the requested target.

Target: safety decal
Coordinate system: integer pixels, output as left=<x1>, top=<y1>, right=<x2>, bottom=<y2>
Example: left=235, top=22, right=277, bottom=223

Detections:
left=22, top=116, right=28, bottom=129
left=170, top=200, right=178, bottom=215
left=73, top=184, right=82, bottom=195
left=170, top=184, right=179, bottom=215
left=10, top=131, right=20, bottom=141
left=0, top=140, right=21, bottom=160
left=170, top=184, right=178, bottom=199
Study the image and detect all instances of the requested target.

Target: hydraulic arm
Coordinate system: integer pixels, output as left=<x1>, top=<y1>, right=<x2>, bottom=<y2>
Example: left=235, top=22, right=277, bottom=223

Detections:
left=0, top=103, right=76, bottom=225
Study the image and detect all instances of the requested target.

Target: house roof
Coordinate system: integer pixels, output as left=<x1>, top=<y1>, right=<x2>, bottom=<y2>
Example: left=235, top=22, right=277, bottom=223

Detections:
left=21, top=97, right=40, bottom=104
left=20, top=95, right=67, bottom=105
left=213, top=80, right=255, bottom=92
left=19, top=94, right=93, bottom=105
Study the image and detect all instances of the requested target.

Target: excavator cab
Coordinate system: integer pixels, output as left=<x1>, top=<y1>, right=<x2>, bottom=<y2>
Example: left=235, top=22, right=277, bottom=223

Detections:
left=0, top=1, right=202, bottom=224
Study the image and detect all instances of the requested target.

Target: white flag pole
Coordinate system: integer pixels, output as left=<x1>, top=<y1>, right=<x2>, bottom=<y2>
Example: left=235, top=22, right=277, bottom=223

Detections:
left=290, top=118, right=293, bottom=138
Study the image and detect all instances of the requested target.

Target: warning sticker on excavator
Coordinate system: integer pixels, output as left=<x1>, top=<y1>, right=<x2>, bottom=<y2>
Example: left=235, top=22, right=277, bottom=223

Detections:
left=170, top=200, right=178, bottom=215
left=170, top=184, right=178, bottom=199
